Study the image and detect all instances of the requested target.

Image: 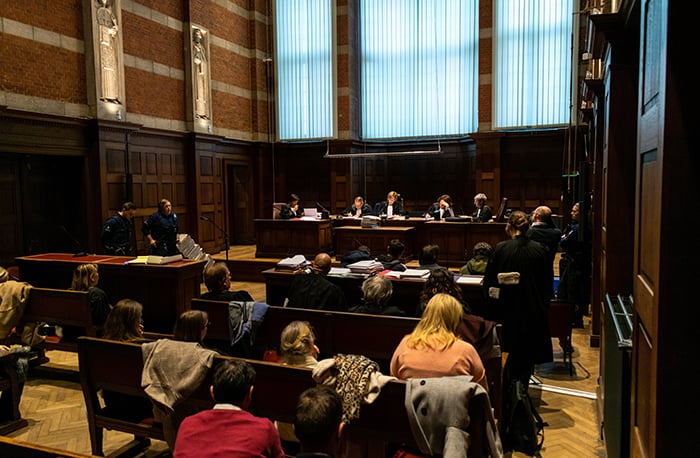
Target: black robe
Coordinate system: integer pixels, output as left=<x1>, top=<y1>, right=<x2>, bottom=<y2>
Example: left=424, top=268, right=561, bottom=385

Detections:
left=483, top=235, right=553, bottom=366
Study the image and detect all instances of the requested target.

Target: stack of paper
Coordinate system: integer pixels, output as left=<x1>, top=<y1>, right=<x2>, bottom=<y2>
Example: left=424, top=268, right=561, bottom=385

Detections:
left=398, top=268, right=431, bottom=279
left=277, top=254, right=309, bottom=270
left=456, top=275, right=484, bottom=285
left=346, top=259, right=384, bottom=274
left=146, top=254, right=184, bottom=264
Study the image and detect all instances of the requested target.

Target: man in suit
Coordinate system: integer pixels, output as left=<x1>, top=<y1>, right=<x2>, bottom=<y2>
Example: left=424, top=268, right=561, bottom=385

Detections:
left=527, top=205, right=562, bottom=266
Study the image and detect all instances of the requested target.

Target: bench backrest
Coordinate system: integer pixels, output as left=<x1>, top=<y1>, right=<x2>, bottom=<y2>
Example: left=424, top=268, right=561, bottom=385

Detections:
left=24, top=288, right=94, bottom=329
left=190, top=298, right=502, bottom=420
left=76, top=336, right=418, bottom=455
left=191, top=299, right=417, bottom=367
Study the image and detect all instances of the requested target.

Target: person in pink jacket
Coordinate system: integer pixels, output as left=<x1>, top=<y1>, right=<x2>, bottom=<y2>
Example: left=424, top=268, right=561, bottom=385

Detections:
left=390, top=293, right=487, bottom=391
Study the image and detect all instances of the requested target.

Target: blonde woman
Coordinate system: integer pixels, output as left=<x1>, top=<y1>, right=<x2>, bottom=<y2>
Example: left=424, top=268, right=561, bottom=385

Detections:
left=390, top=293, right=487, bottom=391
left=69, top=263, right=111, bottom=326
left=277, top=321, right=320, bottom=451
left=279, top=321, right=320, bottom=368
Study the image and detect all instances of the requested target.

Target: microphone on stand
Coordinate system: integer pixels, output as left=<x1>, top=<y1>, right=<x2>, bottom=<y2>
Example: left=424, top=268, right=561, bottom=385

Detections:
left=200, top=215, right=229, bottom=261
left=316, top=202, right=330, bottom=220
left=59, top=225, right=87, bottom=257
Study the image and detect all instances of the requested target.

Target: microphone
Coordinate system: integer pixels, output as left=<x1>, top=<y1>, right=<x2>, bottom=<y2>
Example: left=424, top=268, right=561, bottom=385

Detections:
left=316, top=202, right=330, bottom=219
left=200, top=215, right=229, bottom=261
left=59, top=225, right=87, bottom=257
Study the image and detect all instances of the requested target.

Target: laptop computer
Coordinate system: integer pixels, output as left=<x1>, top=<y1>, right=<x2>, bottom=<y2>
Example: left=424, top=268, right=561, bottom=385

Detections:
left=303, top=208, right=318, bottom=218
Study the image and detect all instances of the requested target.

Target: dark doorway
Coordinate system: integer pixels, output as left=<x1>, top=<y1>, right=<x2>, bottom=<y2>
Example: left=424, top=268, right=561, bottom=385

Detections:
left=226, top=163, right=255, bottom=245
left=0, top=154, right=84, bottom=266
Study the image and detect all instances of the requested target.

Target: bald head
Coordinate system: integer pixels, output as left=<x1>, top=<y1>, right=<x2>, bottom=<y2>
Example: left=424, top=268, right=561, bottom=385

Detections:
left=312, top=253, right=332, bottom=275
left=532, top=206, right=553, bottom=224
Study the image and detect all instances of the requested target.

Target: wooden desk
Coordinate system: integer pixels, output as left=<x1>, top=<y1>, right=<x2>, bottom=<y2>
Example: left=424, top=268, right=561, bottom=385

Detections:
left=15, top=253, right=205, bottom=333
left=420, top=221, right=507, bottom=267
left=261, top=268, right=485, bottom=317
left=254, top=219, right=333, bottom=258
left=333, top=226, right=417, bottom=261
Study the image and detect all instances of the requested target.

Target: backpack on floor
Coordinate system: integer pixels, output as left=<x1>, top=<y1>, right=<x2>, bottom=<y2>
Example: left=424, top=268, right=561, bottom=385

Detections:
left=502, top=379, right=546, bottom=457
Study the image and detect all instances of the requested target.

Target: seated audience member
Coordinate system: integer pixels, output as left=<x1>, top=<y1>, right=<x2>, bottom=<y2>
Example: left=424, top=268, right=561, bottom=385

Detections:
left=285, top=253, right=348, bottom=311
left=70, top=263, right=111, bottom=326
left=0, top=343, right=30, bottom=424
left=418, top=268, right=470, bottom=317
left=418, top=244, right=444, bottom=271
left=142, top=310, right=219, bottom=449
left=201, top=262, right=254, bottom=302
left=349, top=276, right=406, bottom=317
left=527, top=205, right=562, bottom=266
left=102, top=299, right=151, bottom=344
left=375, top=238, right=407, bottom=272
left=60, top=263, right=112, bottom=342
left=374, top=191, right=404, bottom=218
left=279, top=321, right=320, bottom=369
left=294, top=386, right=345, bottom=458
left=280, top=193, right=303, bottom=219
left=425, top=194, right=455, bottom=220
left=339, top=245, right=372, bottom=268
left=390, top=294, right=487, bottom=391
left=277, top=321, right=321, bottom=451
left=343, top=196, right=372, bottom=218
left=472, top=193, right=493, bottom=222
left=101, top=299, right=155, bottom=423
left=173, top=359, right=285, bottom=458
left=459, top=241, right=493, bottom=276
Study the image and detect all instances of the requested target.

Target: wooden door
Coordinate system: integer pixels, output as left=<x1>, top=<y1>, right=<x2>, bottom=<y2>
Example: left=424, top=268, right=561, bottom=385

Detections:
left=631, top=2, right=696, bottom=456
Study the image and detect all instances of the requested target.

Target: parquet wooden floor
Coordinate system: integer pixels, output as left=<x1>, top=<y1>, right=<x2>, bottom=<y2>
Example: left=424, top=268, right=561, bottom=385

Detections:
left=5, top=248, right=606, bottom=457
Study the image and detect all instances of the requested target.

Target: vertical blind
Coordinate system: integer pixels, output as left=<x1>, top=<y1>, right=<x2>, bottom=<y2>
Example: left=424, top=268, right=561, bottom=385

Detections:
left=275, top=0, right=334, bottom=141
left=493, top=0, right=573, bottom=129
left=360, top=0, right=478, bottom=139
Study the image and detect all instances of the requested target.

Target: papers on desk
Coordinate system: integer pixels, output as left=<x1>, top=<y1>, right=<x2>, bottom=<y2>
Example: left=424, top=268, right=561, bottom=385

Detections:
left=126, top=254, right=184, bottom=265
left=456, top=275, right=484, bottom=286
left=346, top=259, right=384, bottom=274
left=383, top=268, right=431, bottom=279
left=329, top=267, right=351, bottom=276
left=277, top=254, right=309, bottom=270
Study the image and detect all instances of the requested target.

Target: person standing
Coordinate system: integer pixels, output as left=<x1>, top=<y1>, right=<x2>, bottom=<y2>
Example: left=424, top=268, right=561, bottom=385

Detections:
left=483, top=211, right=552, bottom=393
left=472, top=193, right=493, bottom=222
left=527, top=205, right=562, bottom=266
left=142, top=198, right=179, bottom=256
left=100, top=202, right=137, bottom=256
left=558, top=202, right=592, bottom=328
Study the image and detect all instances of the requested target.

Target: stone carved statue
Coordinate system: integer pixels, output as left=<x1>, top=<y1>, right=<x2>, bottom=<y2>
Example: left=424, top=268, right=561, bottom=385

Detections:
left=192, top=28, right=210, bottom=119
left=97, top=0, right=120, bottom=103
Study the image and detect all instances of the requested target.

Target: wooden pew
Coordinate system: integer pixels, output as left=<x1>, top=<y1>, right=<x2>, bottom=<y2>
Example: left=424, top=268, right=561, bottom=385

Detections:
left=21, top=287, right=98, bottom=353
left=0, top=350, right=29, bottom=435
left=77, top=336, right=424, bottom=457
left=190, top=298, right=503, bottom=420
left=0, top=435, right=98, bottom=458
